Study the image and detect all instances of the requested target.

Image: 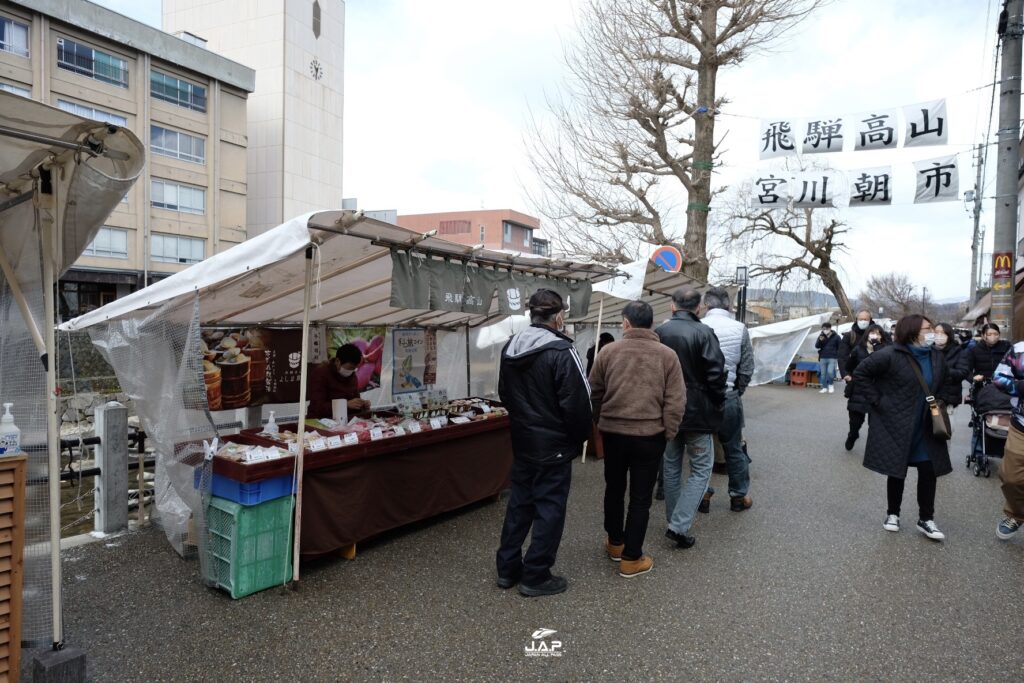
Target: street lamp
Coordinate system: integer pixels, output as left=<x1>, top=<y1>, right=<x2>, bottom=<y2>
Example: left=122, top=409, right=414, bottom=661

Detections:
left=735, top=266, right=749, bottom=323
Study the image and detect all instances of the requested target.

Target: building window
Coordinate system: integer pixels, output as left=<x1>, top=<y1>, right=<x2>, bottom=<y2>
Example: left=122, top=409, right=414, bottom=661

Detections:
left=151, top=70, right=207, bottom=112
left=524, top=230, right=531, bottom=248
left=0, top=81, right=29, bottom=97
left=0, top=16, right=29, bottom=58
left=59, top=281, right=119, bottom=318
left=503, top=223, right=512, bottom=243
left=312, top=1, right=321, bottom=39
left=151, top=125, right=206, bottom=164
left=151, top=179, right=206, bottom=215
left=57, top=99, right=127, bottom=127
left=439, top=219, right=471, bottom=235
left=151, top=233, right=205, bottom=264
left=479, top=225, right=485, bottom=242
left=57, top=37, right=129, bottom=88
left=82, top=227, right=128, bottom=259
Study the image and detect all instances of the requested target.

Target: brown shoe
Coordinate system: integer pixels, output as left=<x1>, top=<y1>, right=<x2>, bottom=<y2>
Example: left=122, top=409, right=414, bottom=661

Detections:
left=605, top=537, right=624, bottom=562
left=619, top=554, right=653, bottom=578
left=730, top=495, right=753, bottom=512
left=698, top=489, right=714, bottom=514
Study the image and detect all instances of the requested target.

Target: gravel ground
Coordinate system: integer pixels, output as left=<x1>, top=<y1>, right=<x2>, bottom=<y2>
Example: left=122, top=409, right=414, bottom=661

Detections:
left=32, top=385, right=1024, bottom=682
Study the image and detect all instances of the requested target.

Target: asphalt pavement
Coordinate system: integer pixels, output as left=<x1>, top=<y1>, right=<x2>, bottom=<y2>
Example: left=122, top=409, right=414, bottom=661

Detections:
left=41, top=384, right=1024, bottom=682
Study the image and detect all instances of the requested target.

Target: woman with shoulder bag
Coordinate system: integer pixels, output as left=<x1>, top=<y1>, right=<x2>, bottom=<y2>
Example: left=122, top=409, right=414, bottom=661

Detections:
left=843, top=324, right=889, bottom=451
left=851, top=315, right=953, bottom=542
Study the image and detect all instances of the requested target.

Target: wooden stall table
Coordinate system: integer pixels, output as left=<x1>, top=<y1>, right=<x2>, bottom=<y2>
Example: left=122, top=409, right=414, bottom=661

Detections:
left=215, top=416, right=513, bottom=561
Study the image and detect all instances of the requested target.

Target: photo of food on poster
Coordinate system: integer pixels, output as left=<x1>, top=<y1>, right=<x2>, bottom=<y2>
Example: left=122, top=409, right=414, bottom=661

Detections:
left=392, top=328, right=437, bottom=394
left=327, top=327, right=386, bottom=393
left=200, top=327, right=305, bottom=410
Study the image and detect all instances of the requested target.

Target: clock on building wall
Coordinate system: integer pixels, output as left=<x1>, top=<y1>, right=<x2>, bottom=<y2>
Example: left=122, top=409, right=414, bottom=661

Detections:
left=309, top=59, right=324, bottom=81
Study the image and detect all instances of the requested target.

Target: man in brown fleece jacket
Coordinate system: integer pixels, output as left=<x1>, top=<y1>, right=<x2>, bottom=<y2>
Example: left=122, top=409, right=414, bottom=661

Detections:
left=588, top=300, right=685, bottom=578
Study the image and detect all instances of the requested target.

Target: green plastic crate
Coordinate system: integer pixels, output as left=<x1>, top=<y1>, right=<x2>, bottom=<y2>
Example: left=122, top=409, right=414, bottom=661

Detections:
left=204, top=495, right=294, bottom=599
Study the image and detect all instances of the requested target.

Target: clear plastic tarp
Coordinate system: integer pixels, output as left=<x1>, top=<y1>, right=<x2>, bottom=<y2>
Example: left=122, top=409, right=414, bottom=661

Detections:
left=748, top=313, right=832, bottom=385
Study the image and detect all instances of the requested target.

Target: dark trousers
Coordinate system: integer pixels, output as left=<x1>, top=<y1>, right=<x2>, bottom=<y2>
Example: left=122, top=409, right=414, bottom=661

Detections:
left=849, top=410, right=865, bottom=438
left=887, top=460, right=937, bottom=521
left=496, top=458, right=573, bottom=586
left=602, top=431, right=664, bottom=560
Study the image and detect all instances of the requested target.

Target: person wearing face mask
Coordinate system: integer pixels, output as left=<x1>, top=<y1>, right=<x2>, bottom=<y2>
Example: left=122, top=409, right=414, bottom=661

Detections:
left=496, top=289, right=593, bottom=597
left=306, top=343, right=371, bottom=419
left=815, top=322, right=841, bottom=394
left=851, top=314, right=952, bottom=542
left=839, top=310, right=889, bottom=384
left=967, top=323, right=1011, bottom=382
left=843, top=324, right=889, bottom=450
left=933, top=323, right=969, bottom=408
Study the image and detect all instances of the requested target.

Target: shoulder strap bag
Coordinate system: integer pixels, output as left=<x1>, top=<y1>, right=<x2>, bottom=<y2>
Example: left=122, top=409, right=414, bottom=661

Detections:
left=907, top=355, right=952, bottom=441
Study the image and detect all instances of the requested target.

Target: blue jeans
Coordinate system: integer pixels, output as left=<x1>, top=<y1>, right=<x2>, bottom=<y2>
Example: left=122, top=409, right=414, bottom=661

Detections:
left=663, top=431, right=713, bottom=534
left=819, top=359, right=837, bottom=388
left=719, top=395, right=750, bottom=498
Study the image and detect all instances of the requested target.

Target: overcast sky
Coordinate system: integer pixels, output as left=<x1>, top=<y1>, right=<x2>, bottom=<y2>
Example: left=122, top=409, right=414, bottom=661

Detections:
left=99, top=0, right=997, bottom=301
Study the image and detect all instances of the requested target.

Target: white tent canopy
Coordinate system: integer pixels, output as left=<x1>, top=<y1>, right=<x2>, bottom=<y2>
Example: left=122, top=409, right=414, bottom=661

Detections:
left=61, top=211, right=617, bottom=332
left=748, top=312, right=832, bottom=386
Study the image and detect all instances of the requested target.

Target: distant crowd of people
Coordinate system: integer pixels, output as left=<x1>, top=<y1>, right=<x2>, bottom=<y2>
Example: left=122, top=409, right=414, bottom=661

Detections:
left=492, top=289, right=1024, bottom=597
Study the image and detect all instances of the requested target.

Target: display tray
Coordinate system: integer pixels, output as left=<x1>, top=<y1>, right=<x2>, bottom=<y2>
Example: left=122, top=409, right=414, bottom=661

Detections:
left=213, top=412, right=510, bottom=483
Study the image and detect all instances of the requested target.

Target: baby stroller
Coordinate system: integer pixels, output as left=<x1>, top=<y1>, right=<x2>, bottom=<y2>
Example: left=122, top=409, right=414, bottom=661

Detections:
left=965, top=381, right=1012, bottom=478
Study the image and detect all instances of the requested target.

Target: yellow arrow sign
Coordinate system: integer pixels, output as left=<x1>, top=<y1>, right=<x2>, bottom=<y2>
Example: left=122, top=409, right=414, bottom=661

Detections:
left=992, top=281, right=1013, bottom=291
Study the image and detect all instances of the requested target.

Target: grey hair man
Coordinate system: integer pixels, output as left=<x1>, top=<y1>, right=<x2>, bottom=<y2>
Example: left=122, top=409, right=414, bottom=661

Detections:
left=700, top=287, right=755, bottom=512
left=655, top=287, right=727, bottom=548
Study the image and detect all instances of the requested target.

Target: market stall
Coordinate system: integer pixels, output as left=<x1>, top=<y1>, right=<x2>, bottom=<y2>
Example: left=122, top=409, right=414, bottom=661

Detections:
left=60, top=211, right=618, bottom=596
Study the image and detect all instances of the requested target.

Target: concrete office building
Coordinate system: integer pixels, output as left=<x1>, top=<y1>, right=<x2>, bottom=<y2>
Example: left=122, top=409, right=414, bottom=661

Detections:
left=0, top=0, right=255, bottom=318
left=397, top=209, right=551, bottom=257
left=163, top=0, right=345, bottom=235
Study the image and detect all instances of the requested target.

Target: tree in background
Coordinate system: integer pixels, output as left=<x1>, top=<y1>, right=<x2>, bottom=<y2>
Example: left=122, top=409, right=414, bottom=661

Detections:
left=528, top=0, right=824, bottom=277
left=857, top=273, right=921, bottom=319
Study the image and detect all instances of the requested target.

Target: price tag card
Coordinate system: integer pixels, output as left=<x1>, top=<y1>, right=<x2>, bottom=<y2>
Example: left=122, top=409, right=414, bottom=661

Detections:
left=326, top=435, right=343, bottom=449
left=451, top=416, right=471, bottom=425
left=430, top=417, right=445, bottom=430
left=288, top=442, right=300, bottom=455
left=309, top=437, right=328, bottom=452
left=370, top=428, right=384, bottom=441
left=481, top=404, right=492, bottom=413
left=343, top=433, right=359, bottom=446
left=409, top=422, right=422, bottom=434
left=393, top=426, right=406, bottom=437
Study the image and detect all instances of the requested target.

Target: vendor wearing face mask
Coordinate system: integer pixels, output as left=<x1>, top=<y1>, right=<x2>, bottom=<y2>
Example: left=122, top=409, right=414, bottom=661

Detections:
left=307, top=343, right=372, bottom=419
left=851, top=314, right=952, bottom=542
left=842, top=324, right=889, bottom=451
left=968, top=323, right=1012, bottom=382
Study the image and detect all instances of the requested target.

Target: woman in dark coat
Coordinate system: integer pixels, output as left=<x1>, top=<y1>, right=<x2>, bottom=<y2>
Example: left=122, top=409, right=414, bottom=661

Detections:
left=966, top=323, right=1012, bottom=381
left=843, top=324, right=889, bottom=451
left=934, top=322, right=969, bottom=407
left=851, top=314, right=952, bottom=541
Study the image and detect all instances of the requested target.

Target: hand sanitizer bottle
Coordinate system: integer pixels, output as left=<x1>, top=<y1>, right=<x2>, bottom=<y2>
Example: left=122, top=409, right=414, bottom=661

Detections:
left=264, top=410, right=278, bottom=435
left=0, top=403, right=21, bottom=456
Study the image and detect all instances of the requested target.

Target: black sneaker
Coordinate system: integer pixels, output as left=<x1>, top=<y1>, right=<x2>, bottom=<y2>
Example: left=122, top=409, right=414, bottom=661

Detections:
left=518, top=575, right=568, bottom=597
left=665, top=529, right=696, bottom=548
left=844, top=433, right=857, bottom=451
left=496, top=573, right=520, bottom=589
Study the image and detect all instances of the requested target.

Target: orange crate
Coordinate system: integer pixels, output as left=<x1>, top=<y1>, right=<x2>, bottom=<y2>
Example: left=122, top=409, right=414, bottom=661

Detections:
left=790, top=369, right=809, bottom=387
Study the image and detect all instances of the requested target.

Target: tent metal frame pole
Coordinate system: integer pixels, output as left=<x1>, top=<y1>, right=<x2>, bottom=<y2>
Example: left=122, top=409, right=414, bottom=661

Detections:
left=465, top=324, right=471, bottom=397
left=291, top=247, right=314, bottom=583
left=0, top=236, right=46, bottom=359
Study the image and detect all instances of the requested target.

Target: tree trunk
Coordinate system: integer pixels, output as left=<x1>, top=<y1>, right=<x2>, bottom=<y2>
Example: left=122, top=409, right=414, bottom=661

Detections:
left=682, top=4, right=718, bottom=283
left=820, top=269, right=853, bottom=319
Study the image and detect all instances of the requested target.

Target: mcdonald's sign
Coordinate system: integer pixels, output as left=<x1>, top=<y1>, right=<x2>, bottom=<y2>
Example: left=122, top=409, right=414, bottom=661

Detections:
left=993, top=252, right=1013, bottom=280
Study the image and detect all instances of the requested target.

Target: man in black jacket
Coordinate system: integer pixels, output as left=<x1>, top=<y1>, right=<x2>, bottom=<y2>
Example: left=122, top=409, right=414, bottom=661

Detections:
left=816, top=322, right=841, bottom=394
left=656, top=287, right=727, bottom=548
left=496, top=289, right=593, bottom=597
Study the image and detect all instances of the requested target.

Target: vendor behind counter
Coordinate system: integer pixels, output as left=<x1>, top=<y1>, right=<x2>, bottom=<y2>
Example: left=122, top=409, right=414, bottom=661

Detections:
left=307, top=343, right=372, bottom=419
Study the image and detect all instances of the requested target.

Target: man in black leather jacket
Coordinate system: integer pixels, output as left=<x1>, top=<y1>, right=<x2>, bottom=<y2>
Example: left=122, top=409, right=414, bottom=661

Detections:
left=495, top=289, right=593, bottom=597
left=656, top=288, right=727, bottom=548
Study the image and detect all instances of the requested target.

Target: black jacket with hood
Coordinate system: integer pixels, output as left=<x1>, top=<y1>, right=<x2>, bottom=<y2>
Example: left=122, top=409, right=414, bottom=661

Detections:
left=655, top=310, right=727, bottom=433
left=499, top=324, right=593, bottom=465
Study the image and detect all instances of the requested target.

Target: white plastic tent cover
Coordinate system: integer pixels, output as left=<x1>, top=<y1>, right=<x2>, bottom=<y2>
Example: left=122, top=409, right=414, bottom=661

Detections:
left=0, top=90, right=144, bottom=643
left=60, top=211, right=618, bottom=558
left=748, top=313, right=832, bottom=386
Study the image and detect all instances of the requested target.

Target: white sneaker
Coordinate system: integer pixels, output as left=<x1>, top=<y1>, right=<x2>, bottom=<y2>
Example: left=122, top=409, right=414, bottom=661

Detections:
left=883, top=514, right=900, bottom=532
left=819, top=388, right=828, bottom=394
left=917, top=519, right=945, bottom=541
left=828, top=385, right=834, bottom=394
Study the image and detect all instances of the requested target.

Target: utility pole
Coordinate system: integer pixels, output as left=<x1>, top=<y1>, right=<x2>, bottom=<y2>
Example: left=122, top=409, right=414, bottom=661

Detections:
left=991, top=0, right=1023, bottom=335
left=969, top=143, right=985, bottom=305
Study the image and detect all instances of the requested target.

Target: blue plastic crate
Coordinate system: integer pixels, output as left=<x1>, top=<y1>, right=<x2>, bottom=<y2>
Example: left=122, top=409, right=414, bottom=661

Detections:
left=194, top=469, right=296, bottom=506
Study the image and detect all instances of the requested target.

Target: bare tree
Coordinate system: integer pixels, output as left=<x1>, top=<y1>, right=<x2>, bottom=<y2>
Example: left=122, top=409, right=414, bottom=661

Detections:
left=858, top=273, right=919, bottom=319
left=528, top=0, right=825, bottom=275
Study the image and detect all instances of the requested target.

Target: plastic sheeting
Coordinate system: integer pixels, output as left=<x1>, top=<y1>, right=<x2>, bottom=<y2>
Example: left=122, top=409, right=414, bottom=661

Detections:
left=748, top=313, right=832, bottom=386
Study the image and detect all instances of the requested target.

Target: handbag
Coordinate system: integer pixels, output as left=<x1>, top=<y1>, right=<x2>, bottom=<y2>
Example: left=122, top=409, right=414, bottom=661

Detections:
left=907, top=356, right=952, bottom=441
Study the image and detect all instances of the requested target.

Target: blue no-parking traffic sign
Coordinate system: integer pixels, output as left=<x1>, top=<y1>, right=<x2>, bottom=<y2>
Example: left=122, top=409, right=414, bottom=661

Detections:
left=650, top=246, right=683, bottom=273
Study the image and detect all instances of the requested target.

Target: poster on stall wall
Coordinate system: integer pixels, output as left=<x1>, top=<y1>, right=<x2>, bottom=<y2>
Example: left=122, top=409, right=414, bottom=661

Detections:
left=392, top=328, right=438, bottom=394
left=327, top=327, right=386, bottom=392
left=200, top=327, right=305, bottom=409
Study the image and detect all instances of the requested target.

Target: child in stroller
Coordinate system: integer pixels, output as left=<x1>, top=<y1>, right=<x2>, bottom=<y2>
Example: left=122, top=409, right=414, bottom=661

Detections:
left=966, top=380, right=1012, bottom=477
